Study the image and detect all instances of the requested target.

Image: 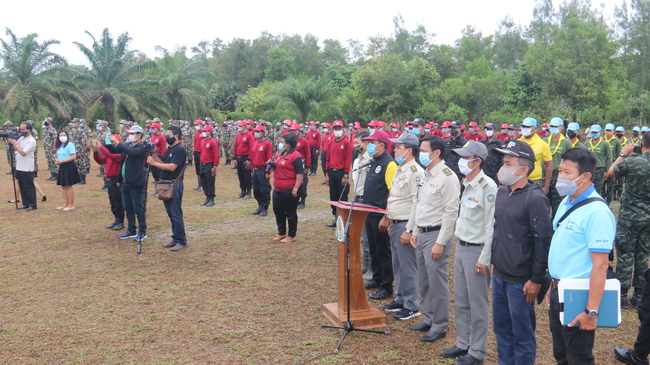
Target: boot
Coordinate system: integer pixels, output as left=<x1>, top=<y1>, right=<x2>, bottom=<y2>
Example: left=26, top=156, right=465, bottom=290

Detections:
left=78, top=174, right=86, bottom=184
left=362, top=251, right=370, bottom=274
left=621, top=287, right=630, bottom=310
left=199, top=197, right=209, bottom=206
left=259, top=205, right=268, bottom=217
left=251, top=202, right=262, bottom=215
left=193, top=176, right=202, bottom=190
left=205, top=197, right=215, bottom=207
left=236, top=189, right=245, bottom=199
left=630, top=290, right=643, bottom=309
left=297, top=197, right=305, bottom=209
left=101, top=183, right=107, bottom=191
left=243, top=188, right=251, bottom=199
left=47, top=172, right=57, bottom=181
left=225, top=160, right=231, bottom=165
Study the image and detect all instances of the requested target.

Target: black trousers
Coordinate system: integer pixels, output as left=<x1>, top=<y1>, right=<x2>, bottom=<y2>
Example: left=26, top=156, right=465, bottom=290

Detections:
left=273, top=189, right=299, bottom=237
left=320, top=151, right=327, bottom=175
left=16, top=170, right=36, bottom=208
left=150, top=165, right=160, bottom=182
left=252, top=168, right=271, bottom=207
left=298, top=172, right=308, bottom=199
left=366, top=213, right=394, bottom=292
left=199, top=163, right=215, bottom=198
left=193, top=152, right=201, bottom=176
left=106, top=176, right=124, bottom=224
left=549, top=286, right=595, bottom=365
left=634, top=269, right=650, bottom=358
left=328, top=169, right=349, bottom=216
left=309, top=146, right=318, bottom=174
left=236, top=155, right=252, bottom=190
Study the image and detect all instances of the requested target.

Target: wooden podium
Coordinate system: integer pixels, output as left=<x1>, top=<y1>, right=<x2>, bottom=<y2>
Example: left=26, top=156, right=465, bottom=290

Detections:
left=322, top=201, right=387, bottom=329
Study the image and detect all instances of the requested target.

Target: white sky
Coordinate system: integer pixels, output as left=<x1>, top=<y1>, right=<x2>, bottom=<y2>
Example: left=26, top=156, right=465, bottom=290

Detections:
left=1, top=0, right=621, bottom=65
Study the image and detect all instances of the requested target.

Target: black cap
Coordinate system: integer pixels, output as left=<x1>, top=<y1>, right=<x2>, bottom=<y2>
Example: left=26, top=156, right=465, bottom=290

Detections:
left=507, top=124, right=517, bottom=129
left=494, top=140, right=536, bottom=163
left=450, top=121, right=461, bottom=129
left=412, top=118, right=426, bottom=126
left=484, top=122, right=496, bottom=130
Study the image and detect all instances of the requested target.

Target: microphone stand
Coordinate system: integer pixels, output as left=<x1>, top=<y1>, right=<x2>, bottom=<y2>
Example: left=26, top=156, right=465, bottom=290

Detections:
left=321, top=155, right=388, bottom=354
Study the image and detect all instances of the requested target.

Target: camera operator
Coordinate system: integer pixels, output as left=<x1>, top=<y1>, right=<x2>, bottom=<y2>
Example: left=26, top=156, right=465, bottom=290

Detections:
left=7, top=123, right=38, bottom=211
left=147, top=126, right=187, bottom=251
left=108, top=125, right=148, bottom=241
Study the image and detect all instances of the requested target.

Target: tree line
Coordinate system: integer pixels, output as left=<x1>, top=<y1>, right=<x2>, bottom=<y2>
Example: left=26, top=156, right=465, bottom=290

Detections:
left=1, top=0, right=650, bottom=132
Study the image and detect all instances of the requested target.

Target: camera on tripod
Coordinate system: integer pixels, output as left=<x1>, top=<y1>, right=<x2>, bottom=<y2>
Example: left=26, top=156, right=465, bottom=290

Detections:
left=0, top=126, right=20, bottom=140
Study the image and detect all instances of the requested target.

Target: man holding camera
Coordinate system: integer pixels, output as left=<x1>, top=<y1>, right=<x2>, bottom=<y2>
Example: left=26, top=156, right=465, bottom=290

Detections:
left=7, top=123, right=37, bottom=211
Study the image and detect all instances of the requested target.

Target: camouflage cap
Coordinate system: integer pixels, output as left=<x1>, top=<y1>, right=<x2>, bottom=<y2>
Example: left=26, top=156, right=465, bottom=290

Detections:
left=152, top=117, right=160, bottom=123
left=4, top=121, right=12, bottom=126
left=43, top=117, right=52, bottom=122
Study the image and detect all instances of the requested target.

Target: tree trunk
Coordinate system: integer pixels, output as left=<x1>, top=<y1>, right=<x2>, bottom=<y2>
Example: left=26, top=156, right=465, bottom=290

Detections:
left=104, top=94, right=116, bottom=131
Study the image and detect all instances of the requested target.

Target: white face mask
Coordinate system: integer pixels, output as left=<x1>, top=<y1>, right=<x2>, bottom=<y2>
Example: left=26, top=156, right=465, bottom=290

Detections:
left=128, top=134, right=137, bottom=142
left=521, top=127, right=533, bottom=137
left=485, top=130, right=494, bottom=137
left=59, top=136, right=67, bottom=143
left=323, top=128, right=329, bottom=133
left=498, top=165, right=525, bottom=186
left=201, top=132, right=208, bottom=138
left=254, top=132, right=261, bottom=139
left=334, top=130, right=343, bottom=138
left=458, top=158, right=477, bottom=176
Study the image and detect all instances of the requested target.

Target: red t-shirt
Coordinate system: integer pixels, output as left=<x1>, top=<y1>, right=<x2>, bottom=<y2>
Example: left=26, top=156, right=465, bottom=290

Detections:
left=193, top=131, right=204, bottom=153
left=326, top=136, right=352, bottom=172
left=431, top=129, right=444, bottom=137
left=150, top=133, right=167, bottom=156
left=273, top=150, right=305, bottom=192
left=250, top=139, right=273, bottom=168
left=295, top=137, right=311, bottom=167
left=200, top=137, right=220, bottom=164
left=321, top=133, right=334, bottom=152
left=93, top=146, right=123, bottom=178
left=496, top=133, right=509, bottom=142
left=306, top=130, right=321, bottom=148
left=463, top=132, right=485, bottom=142
left=234, top=131, right=253, bottom=157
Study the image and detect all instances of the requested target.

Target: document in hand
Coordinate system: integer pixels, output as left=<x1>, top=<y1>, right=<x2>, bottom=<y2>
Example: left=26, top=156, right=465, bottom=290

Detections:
left=558, top=278, right=621, bottom=328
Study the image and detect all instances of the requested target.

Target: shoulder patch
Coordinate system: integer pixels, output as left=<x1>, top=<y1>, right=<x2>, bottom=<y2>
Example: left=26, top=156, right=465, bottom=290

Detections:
left=479, top=177, right=489, bottom=189
left=414, top=175, right=422, bottom=184
left=443, top=167, right=453, bottom=176
left=411, top=165, right=418, bottom=172
left=486, top=193, right=496, bottom=204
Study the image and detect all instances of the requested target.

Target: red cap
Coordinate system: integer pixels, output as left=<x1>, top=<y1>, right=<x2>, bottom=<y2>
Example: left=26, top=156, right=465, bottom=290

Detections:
left=362, top=130, right=389, bottom=144
left=367, top=120, right=380, bottom=127
left=461, top=124, right=466, bottom=129
left=248, top=120, right=255, bottom=125
left=289, top=123, right=301, bottom=130
left=309, top=121, right=317, bottom=125
left=322, top=122, right=331, bottom=128
left=542, top=122, right=549, bottom=127
left=468, top=121, right=478, bottom=127
left=442, top=121, right=451, bottom=127
left=353, top=122, right=361, bottom=128
left=111, top=134, right=122, bottom=142
left=254, top=124, right=266, bottom=131
left=433, top=122, right=439, bottom=127
left=390, top=122, right=399, bottom=128
left=237, top=120, right=247, bottom=127
left=405, top=121, right=413, bottom=127
left=193, top=119, right=203, bottom=125
left=201, top=125, right=213, bottom=132
left=379, top=121, right=386, bottom=127
left=332, top=120, right=344, bottom=128
left=150, top=122, right=161, bottom=129
left=501, top=123, right=509, bottom=129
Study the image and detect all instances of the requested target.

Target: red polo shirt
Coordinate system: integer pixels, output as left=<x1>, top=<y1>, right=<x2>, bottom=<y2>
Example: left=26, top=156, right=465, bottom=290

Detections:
left=306, top=130, right=321, bottom=148
left=250, top=139, right=273, bottom=168
left=295, top=137, right=311, bottom=167
left=326, top=136, right=352, bottom=172
left=200, top=137, right=220, bottom=164
left=234, top=131, right=253, bottom=157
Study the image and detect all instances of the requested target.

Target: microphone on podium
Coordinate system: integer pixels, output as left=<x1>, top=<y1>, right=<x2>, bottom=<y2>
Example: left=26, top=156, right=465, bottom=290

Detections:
left=353, top=157, right=375, bottom=171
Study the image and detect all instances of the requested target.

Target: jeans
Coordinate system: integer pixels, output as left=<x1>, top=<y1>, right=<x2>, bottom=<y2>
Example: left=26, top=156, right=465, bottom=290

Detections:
left=122, top=183, right=146, bottom=234
left=492, top=275, right=537, bottom=365
left=273, top=189, right=299, bottom=237
left=163, top=181, right=186, bottom=244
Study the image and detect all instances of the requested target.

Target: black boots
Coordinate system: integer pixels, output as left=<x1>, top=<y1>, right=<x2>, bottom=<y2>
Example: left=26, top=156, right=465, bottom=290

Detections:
left=236, top=189, right=245, bottom=199
left=259, top=205, right=268, bottom=217
left=200, top=198, right=209, bottom=206
left=193, top=176, right=202, bottom=190
left=243, top=188, right=251, bottom=199
left=252, top=203, right=262, bottom=215
left=205, top=197, right=215, bottom=207
left=78, top=174, right=86, bottom=185
left=46, top=172, right=57, bottom=181
left=297, top=197, right=305, bottom=209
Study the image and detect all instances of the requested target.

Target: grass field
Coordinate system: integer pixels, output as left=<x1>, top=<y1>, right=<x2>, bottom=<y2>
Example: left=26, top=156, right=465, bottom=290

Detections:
left=0, top=143, right=641, bottom=364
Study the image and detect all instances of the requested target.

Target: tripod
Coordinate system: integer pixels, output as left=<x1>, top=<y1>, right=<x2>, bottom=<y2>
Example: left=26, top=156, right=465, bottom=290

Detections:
left=4, top=139, right=20, bottom=209
left=321, top=159, right=389, bottom=353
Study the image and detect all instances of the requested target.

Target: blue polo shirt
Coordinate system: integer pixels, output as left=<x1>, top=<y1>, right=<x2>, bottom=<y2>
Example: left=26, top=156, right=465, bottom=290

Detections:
left=56, top=142, right=76, bottom=161
left=548, top=184, right=615, bottom=279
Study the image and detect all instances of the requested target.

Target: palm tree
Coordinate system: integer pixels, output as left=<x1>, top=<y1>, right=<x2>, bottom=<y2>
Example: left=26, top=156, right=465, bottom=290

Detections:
left=267, top=76, right=335, bottom=123
left=0, top=28, right=69, bottom=119
left=73, top=28, right=166, bottom=128
left=154, top=47, right=215, bottom=120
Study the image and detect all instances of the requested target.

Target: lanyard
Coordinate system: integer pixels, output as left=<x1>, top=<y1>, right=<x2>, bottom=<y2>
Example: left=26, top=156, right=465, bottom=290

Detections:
left=571, top=139, right=580, bottom=147
left=547, top=134, right=565, bottom=155
left=589, top=137, right=603, bottom=151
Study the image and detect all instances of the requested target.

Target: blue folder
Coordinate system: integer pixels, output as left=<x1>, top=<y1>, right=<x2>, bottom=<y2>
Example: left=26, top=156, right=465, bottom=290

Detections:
left=563, top=288, right=619, bottom=328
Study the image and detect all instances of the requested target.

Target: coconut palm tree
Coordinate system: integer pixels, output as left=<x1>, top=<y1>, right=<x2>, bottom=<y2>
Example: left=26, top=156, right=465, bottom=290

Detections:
left=73, top=28, right=166, bottom=129
left=267, top=76, right=335, bottom=123
left=154, top=47, right=215, bottom=120
left=0, top=28, right=69, bottom=119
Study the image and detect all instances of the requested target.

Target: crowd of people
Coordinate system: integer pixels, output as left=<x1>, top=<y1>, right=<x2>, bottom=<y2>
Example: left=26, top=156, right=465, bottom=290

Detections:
left=3, top=115, right=650, bottom=364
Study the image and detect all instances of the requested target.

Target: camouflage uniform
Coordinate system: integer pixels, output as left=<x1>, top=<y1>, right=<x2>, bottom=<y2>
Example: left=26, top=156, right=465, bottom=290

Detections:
left=29, top=124, right=39, bottom=176
left=119, top=121, right=130, bottom=141
left=4, top=121, right=14, bottom=170
left=42, top=121, right=58, bottom=175
left=182, top=122, right=193, bottom=166
left=72, top=124, right=90, bottom=178
left=224, top=124, right=235, bottom=164
left=613, top=152, right=650, bottom=295
left=605, top=136, right=622, bottom=202
left=96, top=121, right=111, bottom=178
left=543, top=135, right=573, bottom=214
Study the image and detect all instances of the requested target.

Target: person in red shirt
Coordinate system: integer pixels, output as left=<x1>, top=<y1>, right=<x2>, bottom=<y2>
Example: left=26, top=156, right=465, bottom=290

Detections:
left=325, top=120, right=352, bottom=227
left=290, top=123, right=311, bottom=209
left=538, top=122, right=550, bottom=138
left=149, top=122, right=167, bottom=196
left=463, top=121, right=485, bottom=141
left=198, top=125, right=220, bottom=207
left=431, top=122, right=444, bottom=137
left=233, top=120, right=254, bottom=199
left=91, top=134, right=124, bottom=231
left=306, top=121, right=321, bottom=176
left=387, top=122, right=402, bottom=155
left=320, top=122, right=334, bottom=180
left=440, top=121, right=452, bottom=140
left=192, top=119, right=204, bottom=190
left=281, top=119, right=292, bottom=135
left=497, top=123, right=510, bottom=142
left=249, top=125, right=273, bottom=217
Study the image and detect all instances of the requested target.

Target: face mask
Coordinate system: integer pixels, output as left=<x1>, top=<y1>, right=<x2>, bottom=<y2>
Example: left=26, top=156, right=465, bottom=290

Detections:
left=353, top=145, right=364, bottom=155
left=424, top=128, right=430, bottom=133
left=150, top=128, right=157, bottom=134
left=567, top=131, right=577, bottom=139
left=392, top=128, right=398, bottom=133
left=485, top=130, right=494, bottom=137
left=366, top=143, right=378, bottom=156
left=469, top=128, right=475, bottom=133
left=278, top=143, right=284, bottom=151
left=449, top=129, right=459, bottom=136
left=195, top=126, right=200, bottom=130
left=591, top=132, right=601, bottom=139
left=238, top=126, right=244, bottom=131
left=419, top=151, right=433, bottom=166
left=521, top=127, right=532, bottom=137
left=96, top=126, right=101, bottom=130
left=550, top=127, right=560, bottom=135
left=283, top=125, right=288, bottom=129
left=333, top=130, right=343, bottom=138
left=458, top=158, right=477, bottom=176
left=498, top=165, right=525, bottom=186
left=508, top=130, right=516, bottom=136
left=501, top=129, right=507, bottom=134
left=59, top=136, right=67, bottom=143
left=442, top=128, right=449, bottom=134
left=412, top=128, right=421, bottom=136
left=254, top=132, right=261, bottom=139
left=19, top=131, right=29, bottom=137
left=323, top=128, right=329, bottom=133
left=555, top=173, right=585, bottom=197
left=633, top=131, right=639, bottom=137
left=128, top=134, right=137, bottom=143
left=395, top=150, right=408, bottom=165
left=368, top=128, right=376, bottom=135
left=616, top=133, right=624, bottom=138
left=166, top=136, right=176, bottom=145
left=79, top=124, right=84, bottom=128
left=201, top=132, right=208, bottom=138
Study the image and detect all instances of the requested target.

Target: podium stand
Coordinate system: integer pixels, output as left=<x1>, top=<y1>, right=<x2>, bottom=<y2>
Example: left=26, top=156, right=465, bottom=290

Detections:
left=322, top=201, right=387, bottom=329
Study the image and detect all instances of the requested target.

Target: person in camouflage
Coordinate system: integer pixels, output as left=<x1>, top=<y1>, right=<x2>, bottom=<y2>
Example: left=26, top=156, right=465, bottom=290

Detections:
left=96, top=120, right=111, bottom=179
left=142, top=119, right=153, bottom=143
left=587, top=124, right=612, bottom=198
left=182, top=121, right=193, bottom=166
left=119, top=120, right=130, bottom=141
left=71, top=119, right=90, bottom=184
left=42, top=117, right=58, bottom=181
left=607, top=135, right=650, bottom=310
left=604, top=123, right=622, bottom=203
left=4, top=121, right=14, bottom=174
left=224, top=122, right=235, bottom=165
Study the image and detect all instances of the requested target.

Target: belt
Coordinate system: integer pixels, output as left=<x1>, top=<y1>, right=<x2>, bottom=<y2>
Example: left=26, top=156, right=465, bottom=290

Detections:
left=418, top=226, right=441, bottom=233
left=552, top=279, right=560, bottom=288
left=390, top=219, right=408, bottom=224
left=459, top=239, right=482, bottom=246
left=331, top=168, right=341, bottom=171
left=200, top=162, right=213, bottom=165
left=254, top=167, right=265, bottom=170
left=355, top=195, right=363, bottom=200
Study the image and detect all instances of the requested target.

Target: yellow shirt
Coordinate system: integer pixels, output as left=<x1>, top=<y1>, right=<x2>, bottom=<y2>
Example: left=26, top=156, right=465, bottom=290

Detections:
left=520, top=134, right=552, bottom=181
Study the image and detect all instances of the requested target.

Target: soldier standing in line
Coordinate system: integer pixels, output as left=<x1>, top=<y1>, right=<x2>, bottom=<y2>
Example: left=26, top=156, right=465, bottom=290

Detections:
left=587, top=124, right=612, bottom=198
left=182, top=120, right=193, bottom=167
left=226, top=122, right=237, bottom=167
left=4, top=121, right=14, bottom=174
left=71, top=118, right=90, bottom=185
left=119, top=120, right=129, bottom=141
left=604, top=123, right=622, bottom=203
left=249, top=125, right=273, bottom=217
left=614, top=126, right=628, bottom=200
left=544, top=117, right=573, bottom=214
left=42, top=117, right=58, bottom=181
left=566, top=122, right=587, bottom=148
left=443, top=121, right=468, bottom=181
left=631, top=126, right=642, bottom=145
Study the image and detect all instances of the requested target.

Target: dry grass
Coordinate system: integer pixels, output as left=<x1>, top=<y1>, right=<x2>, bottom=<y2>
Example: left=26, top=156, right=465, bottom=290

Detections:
left=0, top=145, right=641, bottom=364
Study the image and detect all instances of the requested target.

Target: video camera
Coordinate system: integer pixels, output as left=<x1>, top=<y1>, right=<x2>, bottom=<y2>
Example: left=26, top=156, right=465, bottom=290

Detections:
left=0, top=126, right=20, bottom=140
left=265, top=159, right=275, bottom=173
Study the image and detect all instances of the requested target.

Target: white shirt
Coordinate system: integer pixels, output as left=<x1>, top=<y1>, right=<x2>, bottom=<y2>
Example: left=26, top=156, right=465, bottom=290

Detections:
left=15, top=135, right=36, bottom=172
left=351, top=152, right=371, bottom=196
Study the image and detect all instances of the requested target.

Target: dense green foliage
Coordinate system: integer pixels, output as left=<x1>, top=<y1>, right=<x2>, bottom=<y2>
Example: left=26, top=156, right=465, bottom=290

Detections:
left=2, top=0, right=650, bottom=130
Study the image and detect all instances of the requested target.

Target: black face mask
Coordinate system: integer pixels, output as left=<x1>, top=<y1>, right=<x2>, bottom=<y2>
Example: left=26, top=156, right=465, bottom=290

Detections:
left=567, top=131, right=577, bottom=139
left=166, top=136, right=177, bottom=146
left=353, top=145, right=364, bottom=155
left=616, top=133, right=624, bottom=138
left=19, top=131, right=29, bottom=137
left=449, top=129, right=459, bottom=136
left=633, top=131, right=639, bottom=138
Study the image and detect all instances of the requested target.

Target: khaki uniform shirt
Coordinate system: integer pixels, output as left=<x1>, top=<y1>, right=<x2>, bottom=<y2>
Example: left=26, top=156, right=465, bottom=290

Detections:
left=386, top=159, right=425, bottom=232
left=414, top=161, right=460, bottom=246
left=351, top=152, right=372, bottom=196
left=455, top=170, right=498, bottom=266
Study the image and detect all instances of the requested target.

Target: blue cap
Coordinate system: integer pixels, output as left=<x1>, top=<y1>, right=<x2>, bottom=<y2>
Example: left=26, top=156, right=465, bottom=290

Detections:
left=520, top=117, right=538, bottom=127
left=642, top=126, right=649, bottom=132
left=615, top=126, right=625, bottom=132
left=549, top=117, right=563, bottom=127
left=633, top=126, right=641, bottom=132
left=605, top=123, right=616, bottom=131
left=567, top=122, right=580, bottom=131
left=590, top=124, right=602, bottom=132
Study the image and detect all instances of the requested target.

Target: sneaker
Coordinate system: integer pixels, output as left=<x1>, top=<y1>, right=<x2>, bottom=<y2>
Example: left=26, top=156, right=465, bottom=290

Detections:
left=382, top=301, right=404, bottom=312
left=133, top=232, right=148, bottom=241
left=394, top=308, right=421, bottom=320
left=118, top=231, right=137, bottom=239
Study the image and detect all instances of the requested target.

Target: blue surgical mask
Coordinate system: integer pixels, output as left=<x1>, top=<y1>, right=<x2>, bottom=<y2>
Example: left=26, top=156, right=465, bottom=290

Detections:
left=450, top=129, right=459, bottom=136
left=591, top=132, right=601, bottom=139
left=395, top=149, right=408, bottom=165
left=419, top=151, right=432, bottom=166
left=366, top=143, right=377, bottom=156
left=424, top=128, right=430, bottom=133
left=442, top=128, right=449, bottom=134
left=368, top=128, right=376, bottom=135
left=550, top=127, right=560, bottom=135
left=412, top=128, right=421, bottom=136
left=278, top=143, right=284, bottom=151
left=392, top=128, right=398, bottom=133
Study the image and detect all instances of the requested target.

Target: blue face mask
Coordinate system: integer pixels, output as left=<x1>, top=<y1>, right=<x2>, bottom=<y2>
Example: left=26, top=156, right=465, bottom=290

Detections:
left=366, top=143, right=377, bottom=156
left=396, top=155, right=406, bottom=165
left=424, top=129, right=430, bottom=133
left=392, top=128, right=398, bottom=133
left=450, top=129, right=459, bottom=136
left=419, top=151, right=432, bottom=166
left=412, top=128, right=421, bottom=136
left=550, top=127, right=560, bottom=135
left=591, top=132, right=601, bottom=139
left=278, top=143, right=284, bottom=151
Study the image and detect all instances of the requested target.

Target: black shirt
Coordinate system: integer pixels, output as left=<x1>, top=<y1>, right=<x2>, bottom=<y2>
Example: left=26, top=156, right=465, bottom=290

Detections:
left=160, top=143, right=187, bottom=181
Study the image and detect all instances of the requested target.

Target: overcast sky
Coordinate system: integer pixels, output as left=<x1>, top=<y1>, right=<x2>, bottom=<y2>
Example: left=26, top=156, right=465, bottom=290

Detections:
left=1, top=0, right=621, bottom=65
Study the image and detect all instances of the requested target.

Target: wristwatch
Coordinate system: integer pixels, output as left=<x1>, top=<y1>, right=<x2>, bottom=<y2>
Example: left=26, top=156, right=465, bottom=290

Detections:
left=405, top=228, right=413, bottom=234
left=619, top=152, right=627, bottom=158
left=585, top=308, right=599, bottom=318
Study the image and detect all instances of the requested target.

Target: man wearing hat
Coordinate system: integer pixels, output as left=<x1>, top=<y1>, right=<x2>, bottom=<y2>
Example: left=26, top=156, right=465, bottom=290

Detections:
left=191, top=120, right=205, bottom=190
left=480, top=122, right=503, bottom=183
left=234, top=121, right=253, bottom=199
left=506, top=124, right=520, bottom=141
left=643, top=126, right=650, bottom=136
left=367, top=120, right=381, bottom=136
left=408, top=136, right=459, bottom=343
left=497, top=124, right=510, bottom=142
left=440, top=121, right=452, bottom=140
left=91, top=134, right=124, bottom=231
left=604, top=123, right=623, bottom=203
left=411, top=118, right=426, bottom=140
left=306, top=121, right=321, bottom=176
left=519, top=117, right=553, bottom=194
left=587, top=124, right=612, bottom=198
left=351, top=131, right=372, bottom=274
left=544, top=117, right=573, bottom=213
left=631, top=126, right=642, bottom=146
left=387, top=123, right=402, bottom=156
left=463, top=121, right=485, bottom=142
left=360, top=130, right=398, bottom=300
left=538, top=122, right=551, bottom=138
left=442, top=140, right=497, bottom=365
left=566, top=122, right=586, bottom=148
left=198, top=125, right=220, bottom=207
left=249, top=125, right=273, bottom=216
left=291, top=124, right=311, bottom=209
left=380, top=132, right=424, bottom=320
left=42, top=117, right=58, bottom=181
left=614, top=126, right=629, bottom=200
left=431, top=122, right=444, bottom=138
left=71, top=118, right=90, bottom=185
left=491, top=140, right=552, bottom=365
left=444, top=121, right=468, bottom=180
left=320, top=123, right=334, bottom=181
left=325, top=120, right=351, bottom=227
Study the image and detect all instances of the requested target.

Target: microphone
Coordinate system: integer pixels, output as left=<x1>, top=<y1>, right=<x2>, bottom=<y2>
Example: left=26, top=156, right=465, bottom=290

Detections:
left=353, top=157, right=375, bottom=171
